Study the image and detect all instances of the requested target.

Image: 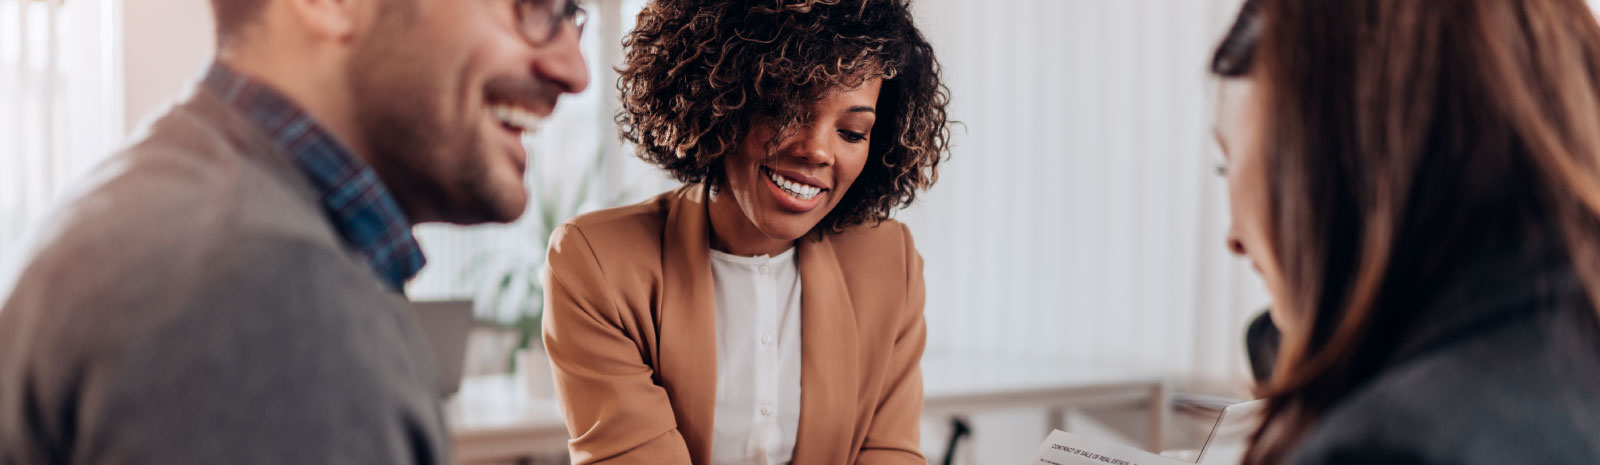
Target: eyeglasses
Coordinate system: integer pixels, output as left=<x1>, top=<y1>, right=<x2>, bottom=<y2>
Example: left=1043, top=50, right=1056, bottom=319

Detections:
left=513, top=0, right=587, bottom=47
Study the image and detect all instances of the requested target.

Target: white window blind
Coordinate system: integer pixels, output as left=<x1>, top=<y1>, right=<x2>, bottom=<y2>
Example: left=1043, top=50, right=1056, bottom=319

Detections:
left=1, top=0, right=122, bottom=258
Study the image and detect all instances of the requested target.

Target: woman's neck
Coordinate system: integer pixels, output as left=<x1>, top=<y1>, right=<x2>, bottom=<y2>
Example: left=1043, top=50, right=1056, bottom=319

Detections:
left=707, top=185, right=794, bottom=257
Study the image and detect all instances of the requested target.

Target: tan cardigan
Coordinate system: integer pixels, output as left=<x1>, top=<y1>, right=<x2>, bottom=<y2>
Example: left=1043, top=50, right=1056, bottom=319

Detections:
left=542, top=185, right=928, bottom=465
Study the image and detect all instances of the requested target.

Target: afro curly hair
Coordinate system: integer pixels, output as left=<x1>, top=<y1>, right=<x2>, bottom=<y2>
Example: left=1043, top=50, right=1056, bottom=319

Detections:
left=617, top=0, right=953, bottom=233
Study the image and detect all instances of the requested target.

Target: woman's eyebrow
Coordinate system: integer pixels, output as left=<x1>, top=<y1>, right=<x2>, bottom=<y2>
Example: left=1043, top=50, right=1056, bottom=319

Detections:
left=847, top=105, right=877, bottom=114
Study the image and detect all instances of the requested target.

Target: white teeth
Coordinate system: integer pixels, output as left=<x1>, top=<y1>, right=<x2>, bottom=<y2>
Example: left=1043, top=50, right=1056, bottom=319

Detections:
left=490, top=104, right=544, bottom=134
left=767, top=169, right=822, bottom=200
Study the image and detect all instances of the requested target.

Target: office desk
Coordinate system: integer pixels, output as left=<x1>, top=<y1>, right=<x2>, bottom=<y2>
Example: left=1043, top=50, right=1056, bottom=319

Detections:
left=920, top=352, right=1170, bottom=452
left=448, top=353, right=1169, bottom=464
left=446, top=375, right=568, bottom=464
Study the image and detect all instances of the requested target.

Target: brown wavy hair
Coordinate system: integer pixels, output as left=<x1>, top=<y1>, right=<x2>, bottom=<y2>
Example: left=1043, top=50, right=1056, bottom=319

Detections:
left=1215, top=0, right=1600, bottom=463
left=617, top=0, right=952, bottom=232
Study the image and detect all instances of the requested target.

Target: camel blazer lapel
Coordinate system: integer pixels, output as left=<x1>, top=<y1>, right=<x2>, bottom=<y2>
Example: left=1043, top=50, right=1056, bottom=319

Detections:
left=656, top=187, right=718, bottom=463
left=792, top=236, right=861, bottom=464
left=653, top=186, right=862, bottom=465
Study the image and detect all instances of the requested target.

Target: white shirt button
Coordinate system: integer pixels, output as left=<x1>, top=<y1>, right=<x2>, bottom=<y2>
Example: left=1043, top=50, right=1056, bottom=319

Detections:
left=758, top=264, right=771, bottom=275
left=761, top=333, right=774, bottom=345
left=760, top=406, right=773, bottom=416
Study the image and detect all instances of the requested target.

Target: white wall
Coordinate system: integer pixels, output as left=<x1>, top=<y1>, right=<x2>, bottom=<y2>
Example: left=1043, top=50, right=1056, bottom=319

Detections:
left=901, top=1, right=1269, bottom=461
left=905, top=0, right=1266, bottom=388
left=121, top=0, right=213, bottom=131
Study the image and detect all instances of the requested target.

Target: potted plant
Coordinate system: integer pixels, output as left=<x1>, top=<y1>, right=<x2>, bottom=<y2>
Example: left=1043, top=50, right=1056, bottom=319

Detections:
left=468, top=145, right=639, bottom=396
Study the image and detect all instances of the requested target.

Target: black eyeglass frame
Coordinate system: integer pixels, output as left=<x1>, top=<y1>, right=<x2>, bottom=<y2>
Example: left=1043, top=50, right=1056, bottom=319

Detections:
left=514, top=0, right=587, bottom=47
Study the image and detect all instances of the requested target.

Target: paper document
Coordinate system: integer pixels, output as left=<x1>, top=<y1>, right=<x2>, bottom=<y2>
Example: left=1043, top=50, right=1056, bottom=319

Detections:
left=1026, top=429, right=1177, bottom=465
left=1025, top=400, right=1264, bottom=465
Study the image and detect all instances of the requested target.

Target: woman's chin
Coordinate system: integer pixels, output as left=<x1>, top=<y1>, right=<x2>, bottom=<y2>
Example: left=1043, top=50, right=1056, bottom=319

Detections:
left=754, top=217, right=819, bottom=244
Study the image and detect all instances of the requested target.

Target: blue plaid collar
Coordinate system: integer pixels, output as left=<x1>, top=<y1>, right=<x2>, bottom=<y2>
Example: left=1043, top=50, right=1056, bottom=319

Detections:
left=202, top=62, right=425, bottom=292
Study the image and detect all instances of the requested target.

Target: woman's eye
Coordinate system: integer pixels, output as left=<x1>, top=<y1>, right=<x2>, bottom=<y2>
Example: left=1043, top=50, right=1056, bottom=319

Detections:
left=839, top=130, right=868, bottom=143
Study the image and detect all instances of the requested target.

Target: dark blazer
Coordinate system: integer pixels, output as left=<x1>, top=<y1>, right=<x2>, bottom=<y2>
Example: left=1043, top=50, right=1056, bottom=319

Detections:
left=1287, top=248, right=1600, bottom=464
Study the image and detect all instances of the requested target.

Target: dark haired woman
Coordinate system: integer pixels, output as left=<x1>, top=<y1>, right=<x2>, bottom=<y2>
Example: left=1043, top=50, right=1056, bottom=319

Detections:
left=541, top=0, right=950, bottom=463
left=1211, top=0, right=1600, bottom=463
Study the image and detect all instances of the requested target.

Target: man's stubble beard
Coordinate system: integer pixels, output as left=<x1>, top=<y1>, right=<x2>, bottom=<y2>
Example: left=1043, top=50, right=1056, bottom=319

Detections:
left=343, top=25, right=507, bottom=225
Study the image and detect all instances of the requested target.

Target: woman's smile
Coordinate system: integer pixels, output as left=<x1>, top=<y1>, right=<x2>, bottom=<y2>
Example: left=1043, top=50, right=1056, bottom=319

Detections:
left=761, top=165, right=830, bottom=213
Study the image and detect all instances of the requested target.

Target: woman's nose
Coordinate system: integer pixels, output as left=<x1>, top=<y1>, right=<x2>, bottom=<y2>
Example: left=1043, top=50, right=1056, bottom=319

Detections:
left=784, top=128, right=833, bottom=166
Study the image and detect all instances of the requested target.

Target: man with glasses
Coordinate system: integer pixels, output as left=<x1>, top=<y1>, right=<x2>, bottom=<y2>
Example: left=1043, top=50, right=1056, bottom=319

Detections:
left=0, top=0, right=586, bottom=463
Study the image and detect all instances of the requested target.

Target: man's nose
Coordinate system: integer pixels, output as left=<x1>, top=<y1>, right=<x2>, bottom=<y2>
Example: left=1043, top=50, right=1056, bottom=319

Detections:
left=530, top=25, right=590, bottom=94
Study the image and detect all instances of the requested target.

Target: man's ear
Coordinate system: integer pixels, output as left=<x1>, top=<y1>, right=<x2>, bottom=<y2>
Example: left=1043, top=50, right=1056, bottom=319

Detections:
left=281, top=0, right=363, bottom=42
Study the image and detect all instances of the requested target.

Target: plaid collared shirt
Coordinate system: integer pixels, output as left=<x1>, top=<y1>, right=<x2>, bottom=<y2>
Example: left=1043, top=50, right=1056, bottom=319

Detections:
left=202, top=63, right=426, bottom=292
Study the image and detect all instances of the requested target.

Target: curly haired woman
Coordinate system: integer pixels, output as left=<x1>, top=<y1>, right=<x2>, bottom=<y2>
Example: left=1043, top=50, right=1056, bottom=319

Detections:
left=540, top=1, right=950, bottom=464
